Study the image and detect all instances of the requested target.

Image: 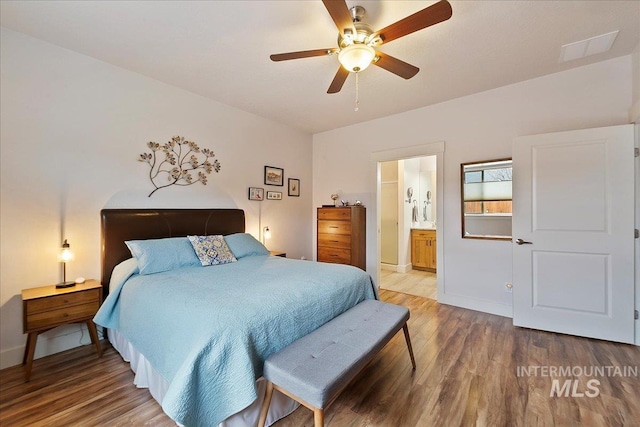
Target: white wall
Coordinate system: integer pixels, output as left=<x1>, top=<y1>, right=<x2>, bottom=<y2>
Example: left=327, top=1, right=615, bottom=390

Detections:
left=313, top=55, right=633, bottom=317
left=418, top=156, right=436, bottom=227
left=630, top=42, right=640, bottom=123
left=401, top=158, right=421, bottom=267
left=0, top=28, right=313, bottom=368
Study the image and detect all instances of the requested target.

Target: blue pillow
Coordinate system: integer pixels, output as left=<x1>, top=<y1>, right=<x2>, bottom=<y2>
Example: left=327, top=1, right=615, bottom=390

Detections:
left=224, top=233, right=270, bottom=259
left=125, top=237, right=201, bottom=275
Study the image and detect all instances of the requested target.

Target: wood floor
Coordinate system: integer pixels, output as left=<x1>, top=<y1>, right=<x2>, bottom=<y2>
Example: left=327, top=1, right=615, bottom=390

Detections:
left=1, top=290, right=639, bottom=426
left=380, top=269, right=437, bottom=300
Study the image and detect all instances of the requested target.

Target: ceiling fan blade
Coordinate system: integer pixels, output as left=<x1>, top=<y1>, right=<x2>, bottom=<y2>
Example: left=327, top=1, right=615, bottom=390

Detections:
left=374, top=0, right=452, bottom=45
left=373, top=52, right=419, bottom=79
left=327, top=66, right=349, bottom=94
left=322, top=0, right=356, bottom=37
left=270, top=48, right=337, bottom=62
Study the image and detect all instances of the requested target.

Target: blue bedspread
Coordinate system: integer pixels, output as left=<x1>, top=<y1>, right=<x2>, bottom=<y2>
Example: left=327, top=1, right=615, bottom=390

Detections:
left=94, top=255, right=376, bottom=427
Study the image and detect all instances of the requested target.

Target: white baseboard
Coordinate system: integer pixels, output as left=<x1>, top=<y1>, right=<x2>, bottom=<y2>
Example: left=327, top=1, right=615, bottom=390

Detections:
left=0, top=324, right=95, bottom=370
left=438, top=292, right=512, bottom=318
left=380, top=263, right=412, bottom=273
left=397, top=263, right=412, bottom=273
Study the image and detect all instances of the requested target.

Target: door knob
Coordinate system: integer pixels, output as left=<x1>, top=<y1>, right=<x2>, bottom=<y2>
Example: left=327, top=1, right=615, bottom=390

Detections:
left=515, top=238, right=533, bottom=245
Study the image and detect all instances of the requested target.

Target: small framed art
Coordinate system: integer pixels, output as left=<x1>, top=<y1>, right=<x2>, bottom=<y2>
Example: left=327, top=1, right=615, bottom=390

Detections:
left=288, top=178, right=300, bottom=197
left=267, top=191, right=282, bottom=200
left=248, top=187, right=264, bottom=201
left=264, top=166, right=284, bottom=186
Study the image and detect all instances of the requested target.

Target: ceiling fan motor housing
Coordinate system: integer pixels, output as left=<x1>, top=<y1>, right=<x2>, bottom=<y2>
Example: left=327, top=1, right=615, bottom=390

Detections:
left=338, top=7, right=382, bottom=48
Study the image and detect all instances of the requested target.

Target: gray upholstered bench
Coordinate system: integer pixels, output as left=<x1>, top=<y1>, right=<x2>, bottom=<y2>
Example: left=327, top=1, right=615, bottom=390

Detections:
left=257, top=299, right=416, bottom=427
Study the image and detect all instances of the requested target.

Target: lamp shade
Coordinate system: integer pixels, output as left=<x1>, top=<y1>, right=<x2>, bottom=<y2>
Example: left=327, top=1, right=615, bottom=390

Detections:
left=58, top=239, right=74, bottom=262
left=338, top=44, right=375, bottom=72
left=263, top=226, right=271, bottom=240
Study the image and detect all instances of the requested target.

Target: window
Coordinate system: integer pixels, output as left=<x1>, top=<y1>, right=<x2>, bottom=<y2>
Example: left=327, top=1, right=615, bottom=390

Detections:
left=461, top=159, right=512, bottom=240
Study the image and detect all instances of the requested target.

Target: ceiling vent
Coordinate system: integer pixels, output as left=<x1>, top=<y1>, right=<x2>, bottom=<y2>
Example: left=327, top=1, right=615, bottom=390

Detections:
left=559, top=30, right=619, bottom=63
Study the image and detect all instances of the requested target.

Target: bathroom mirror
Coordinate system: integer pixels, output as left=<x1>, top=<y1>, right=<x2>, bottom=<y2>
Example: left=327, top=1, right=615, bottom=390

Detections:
left=461, top=158, right=512, bottom=240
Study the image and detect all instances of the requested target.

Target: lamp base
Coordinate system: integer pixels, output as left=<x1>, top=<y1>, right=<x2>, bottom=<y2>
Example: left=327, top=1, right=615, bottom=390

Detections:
left=56, top=281, right=76, bottom=289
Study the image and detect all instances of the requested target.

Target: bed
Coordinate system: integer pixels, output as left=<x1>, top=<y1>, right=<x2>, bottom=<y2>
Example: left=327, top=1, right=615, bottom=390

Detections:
left=94, top=209, right=377, bottom=427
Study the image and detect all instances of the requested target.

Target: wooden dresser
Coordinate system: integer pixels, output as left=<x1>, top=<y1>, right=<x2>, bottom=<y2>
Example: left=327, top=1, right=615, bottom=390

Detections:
left=411, top=229, right=436, bottom=272
left=317, top=206, right=366, bottom=270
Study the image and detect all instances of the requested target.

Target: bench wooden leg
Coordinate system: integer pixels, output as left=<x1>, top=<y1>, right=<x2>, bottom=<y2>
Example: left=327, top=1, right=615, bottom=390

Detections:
left=403, top=323, right=416, bottom=370
left=313, top=408, right=324, bottom=427
left=258, top=381, right=274, bottom=427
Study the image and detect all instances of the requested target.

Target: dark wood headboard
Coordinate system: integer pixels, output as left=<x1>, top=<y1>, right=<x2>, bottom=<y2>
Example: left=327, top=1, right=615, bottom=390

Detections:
left=100, top=209, right=245, bottom=297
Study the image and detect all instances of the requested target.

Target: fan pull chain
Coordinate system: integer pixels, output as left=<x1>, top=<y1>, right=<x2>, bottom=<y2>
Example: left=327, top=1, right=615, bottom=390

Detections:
left=355, top=72, right=359, bottom=112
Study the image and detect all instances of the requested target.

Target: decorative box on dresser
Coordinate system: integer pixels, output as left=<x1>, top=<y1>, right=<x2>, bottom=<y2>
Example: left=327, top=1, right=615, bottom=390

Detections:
left=411, top=229, right=437, bottom=272
left=317, top=206, right=366, bottom=270
left=21, top=280, right=103, bottom=381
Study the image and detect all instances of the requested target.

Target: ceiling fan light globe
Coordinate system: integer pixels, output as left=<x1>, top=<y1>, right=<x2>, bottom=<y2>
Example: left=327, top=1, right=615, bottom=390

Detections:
left=338, top=44, right=375, bottom=73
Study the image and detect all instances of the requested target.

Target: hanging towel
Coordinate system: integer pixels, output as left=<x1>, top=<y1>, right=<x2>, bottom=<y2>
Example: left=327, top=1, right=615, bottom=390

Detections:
left=412, top=201, right=418, bottom=222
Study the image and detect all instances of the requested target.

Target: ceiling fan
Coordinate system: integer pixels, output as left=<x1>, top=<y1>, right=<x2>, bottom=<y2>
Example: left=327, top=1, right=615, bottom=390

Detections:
left=270, top=0, right=453, bottom=94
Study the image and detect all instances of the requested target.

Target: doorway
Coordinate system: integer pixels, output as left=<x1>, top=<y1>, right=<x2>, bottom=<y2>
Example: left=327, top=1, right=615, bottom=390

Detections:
left=379, top=156, right=438, bottom=300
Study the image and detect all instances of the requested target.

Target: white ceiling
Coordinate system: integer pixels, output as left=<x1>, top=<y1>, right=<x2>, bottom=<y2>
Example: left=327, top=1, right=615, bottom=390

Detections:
left=1, top=1, right=639, bottom=134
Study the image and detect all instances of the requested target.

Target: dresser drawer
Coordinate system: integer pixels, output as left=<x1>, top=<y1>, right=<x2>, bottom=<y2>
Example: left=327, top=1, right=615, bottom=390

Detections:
left=317, top=233, right=351, bottom=249
left=318, top=247, right=351, bottom=264
left=25, top=301, right=100, bottom=331
left=318, top=208, right=351, bottom=221
left=318, top=220, right=351, bottom=235
left=26, top=289, right=100, bottom=315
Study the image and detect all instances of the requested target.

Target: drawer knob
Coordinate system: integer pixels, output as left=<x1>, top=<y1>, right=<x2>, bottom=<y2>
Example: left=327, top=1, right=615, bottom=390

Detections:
left=329, top=226, right=338, bottom=229
left=63, top=313, right=69, bottom=317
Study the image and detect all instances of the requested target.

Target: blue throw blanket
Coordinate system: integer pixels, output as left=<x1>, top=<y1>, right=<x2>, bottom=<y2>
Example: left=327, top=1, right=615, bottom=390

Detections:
left=94, top=255, right=376, bottom=426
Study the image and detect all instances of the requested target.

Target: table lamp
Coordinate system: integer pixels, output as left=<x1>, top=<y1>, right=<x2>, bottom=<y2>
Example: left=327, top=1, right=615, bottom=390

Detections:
left=56, top=239, right=75, bottom=288
left=262, top=226, right=271, bottom=246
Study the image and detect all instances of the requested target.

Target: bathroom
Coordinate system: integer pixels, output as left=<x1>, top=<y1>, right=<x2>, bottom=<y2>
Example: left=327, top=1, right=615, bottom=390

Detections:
left=379, top=156, right=437, bottom=300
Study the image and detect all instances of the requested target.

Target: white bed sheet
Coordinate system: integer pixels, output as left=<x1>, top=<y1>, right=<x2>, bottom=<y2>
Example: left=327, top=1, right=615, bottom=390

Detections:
left=107, top=328, right=299, bottom=426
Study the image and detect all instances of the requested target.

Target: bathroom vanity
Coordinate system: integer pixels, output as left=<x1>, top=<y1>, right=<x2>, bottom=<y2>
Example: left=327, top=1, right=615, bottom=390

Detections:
left=411, top=228, right=436, bottom=272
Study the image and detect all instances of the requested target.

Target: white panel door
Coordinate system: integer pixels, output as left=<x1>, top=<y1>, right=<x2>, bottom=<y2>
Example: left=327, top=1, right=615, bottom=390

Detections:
left=512, top=125, right=635, bottom=344
left=381, top=182, right=398, bottom=265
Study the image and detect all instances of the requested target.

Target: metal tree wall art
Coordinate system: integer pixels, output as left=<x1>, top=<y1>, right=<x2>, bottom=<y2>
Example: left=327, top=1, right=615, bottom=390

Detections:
left=138, top=136, right=221, bottom=197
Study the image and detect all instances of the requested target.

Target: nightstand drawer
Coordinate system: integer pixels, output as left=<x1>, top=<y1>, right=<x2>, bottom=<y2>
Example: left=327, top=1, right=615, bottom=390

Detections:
left=318, top=220, right=351, bottom=235
left=318, top=208, right=351, bottom=221
left=26, top=301, right=100, bottom=331
left=26, top=289, right=100, bottom=315
left=318, top=233, right=351, bottom=249
left=318, top=247, right=351, bottom=264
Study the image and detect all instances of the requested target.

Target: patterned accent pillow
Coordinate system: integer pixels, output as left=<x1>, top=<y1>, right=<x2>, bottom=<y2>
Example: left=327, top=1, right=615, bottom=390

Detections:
left=187, top=235, right=237, bottom=266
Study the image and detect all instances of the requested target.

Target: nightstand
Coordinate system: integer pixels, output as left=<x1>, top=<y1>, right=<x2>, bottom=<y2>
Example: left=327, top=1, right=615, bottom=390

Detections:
left=22, top=279, right=103, bottom=381
left=269, top=251, right=286, bottom=258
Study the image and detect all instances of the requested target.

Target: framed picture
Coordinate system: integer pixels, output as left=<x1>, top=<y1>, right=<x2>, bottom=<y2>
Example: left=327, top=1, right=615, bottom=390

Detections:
left=248, top=187, right=264, bottom=201
left=264, top=166, right=284, bottom=186
left=288, top=178, right=300, bottom=197
left=267, top=191, right=282, bottom=200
